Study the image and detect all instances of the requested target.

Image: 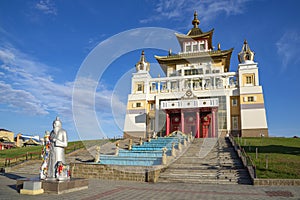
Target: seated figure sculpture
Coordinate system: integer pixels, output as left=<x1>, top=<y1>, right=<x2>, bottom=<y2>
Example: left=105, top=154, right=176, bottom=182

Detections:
left=41, top=117, right=70, bottom=180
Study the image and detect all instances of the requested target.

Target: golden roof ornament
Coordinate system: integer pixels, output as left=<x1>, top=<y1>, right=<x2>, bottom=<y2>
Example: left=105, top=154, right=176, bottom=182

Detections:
left=135, top=50, right=150, bottom=72
left=192, top=11, right=200, bottom=28
left=238, top=39, right=255, bottom=63
left=217, top=43, right=221, bottom=51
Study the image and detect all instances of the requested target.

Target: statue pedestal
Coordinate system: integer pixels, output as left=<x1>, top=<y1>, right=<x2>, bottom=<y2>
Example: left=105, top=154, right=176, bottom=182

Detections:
left=17, top=177, right=88, bottom=194
left=42, top=178, right=88, bottom=194
left=20, top=181, right=44, bottom=195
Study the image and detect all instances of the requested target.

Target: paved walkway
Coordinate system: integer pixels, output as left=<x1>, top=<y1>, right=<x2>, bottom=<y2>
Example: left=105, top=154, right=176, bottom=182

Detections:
left=1, top=172, right=299, bottom=200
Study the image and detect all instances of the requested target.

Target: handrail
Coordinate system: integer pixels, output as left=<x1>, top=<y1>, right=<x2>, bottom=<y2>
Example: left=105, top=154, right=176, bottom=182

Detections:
left=4, top=151, right=42, bottom=167
left=228, top=135, right=256, bottom=180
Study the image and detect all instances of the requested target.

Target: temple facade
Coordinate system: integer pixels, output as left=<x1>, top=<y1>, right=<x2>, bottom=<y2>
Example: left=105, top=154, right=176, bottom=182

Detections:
left=123, top=12, right=268, bottom=138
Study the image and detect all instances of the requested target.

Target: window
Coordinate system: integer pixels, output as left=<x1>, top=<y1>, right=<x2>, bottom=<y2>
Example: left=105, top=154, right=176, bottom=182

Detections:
left=200, top=43, right=205, bottom=50
left=171, top=81, right=178, bottom=90
left=186, top=45, right=191, bottom=52
left=161, top=82, right=167, bottom=91
left=137, top=84, right=143, bottom=92
left=136, top=102, right=141, bottom=107
left=246, top=75, right=253, bottom=85
left=232, top=116, right=239, bottom=130
left=185, top=80, right=192, bottom=89
left=248, top=96, right=254, bottom=102
left=193, top=44, right=198, bottom=52
left=184, top=69, right=191, bottom=76
left=232, top=98, right=238, bottom=106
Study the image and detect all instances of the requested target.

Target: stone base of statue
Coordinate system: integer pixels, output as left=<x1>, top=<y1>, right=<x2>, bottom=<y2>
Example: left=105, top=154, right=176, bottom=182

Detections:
left=19, top=180, right=44, bottom=195
left=41, top=178, right=88, bottom=194
left=17, top=177, right=88, bottom=194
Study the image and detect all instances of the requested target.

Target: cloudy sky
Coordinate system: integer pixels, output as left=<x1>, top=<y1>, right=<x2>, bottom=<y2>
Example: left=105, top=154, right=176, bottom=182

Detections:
left=0, top=0, right=299, bottom=141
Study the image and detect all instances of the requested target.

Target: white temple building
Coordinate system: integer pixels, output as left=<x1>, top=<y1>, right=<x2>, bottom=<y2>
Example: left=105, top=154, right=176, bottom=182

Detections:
left=123, top=12, right=268, bottom=138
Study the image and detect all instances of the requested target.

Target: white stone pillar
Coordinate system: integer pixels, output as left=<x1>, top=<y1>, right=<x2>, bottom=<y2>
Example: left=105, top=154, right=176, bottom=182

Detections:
left=226, top=95, right=231, bottom=135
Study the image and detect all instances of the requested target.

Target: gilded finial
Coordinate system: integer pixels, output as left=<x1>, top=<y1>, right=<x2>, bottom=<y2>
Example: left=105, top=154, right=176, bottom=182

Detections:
left=192, top=11, right=200, bottom=28
left=217, top=43, right=221, bottom=51
left=141, top=50, right=145, bottom=61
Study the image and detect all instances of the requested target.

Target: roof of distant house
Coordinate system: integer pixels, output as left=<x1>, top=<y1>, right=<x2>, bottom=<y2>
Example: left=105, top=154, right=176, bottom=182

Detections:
left=0, top=128, right=13, bottom=132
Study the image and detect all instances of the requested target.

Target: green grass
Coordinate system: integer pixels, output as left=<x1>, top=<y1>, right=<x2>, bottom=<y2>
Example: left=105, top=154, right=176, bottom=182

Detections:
left=0, top=140, right=115, bottom=167
left=235, top=137, right=300, bottom=179
left=0, top=139, right=108, bottom=167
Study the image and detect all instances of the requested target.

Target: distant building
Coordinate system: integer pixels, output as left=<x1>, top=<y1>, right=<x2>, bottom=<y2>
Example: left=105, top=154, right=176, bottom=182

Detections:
left=0, top=129, right=14, bottom=142
left=16, top=133, right=42, bottom=147
left=0, top=129, right=15, bottom=150
left=123, top=12, right=268, bottom=138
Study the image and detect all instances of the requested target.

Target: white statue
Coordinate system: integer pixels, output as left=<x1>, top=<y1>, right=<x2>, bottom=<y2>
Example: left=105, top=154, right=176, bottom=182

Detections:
left=47, top=117, right=69, bottom=180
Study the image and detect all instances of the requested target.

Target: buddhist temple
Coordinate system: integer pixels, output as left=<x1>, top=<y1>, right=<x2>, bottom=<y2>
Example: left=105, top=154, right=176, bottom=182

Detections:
left=123, top=11, right=268, bottom=138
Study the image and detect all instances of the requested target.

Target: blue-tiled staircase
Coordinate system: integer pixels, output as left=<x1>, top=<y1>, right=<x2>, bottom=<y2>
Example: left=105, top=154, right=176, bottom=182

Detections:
left=99, top=136, right=185, bottom=166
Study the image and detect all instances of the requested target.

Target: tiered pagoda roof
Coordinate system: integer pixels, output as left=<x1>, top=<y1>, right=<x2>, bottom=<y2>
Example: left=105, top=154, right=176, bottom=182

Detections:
left=155, top=11, right=233, bottom=74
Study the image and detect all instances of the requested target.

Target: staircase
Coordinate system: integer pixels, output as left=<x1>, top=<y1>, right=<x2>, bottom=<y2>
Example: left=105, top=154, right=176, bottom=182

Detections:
left=158, top=137, right=252, bottom=184
left=99, top=137, right=182, bottom=166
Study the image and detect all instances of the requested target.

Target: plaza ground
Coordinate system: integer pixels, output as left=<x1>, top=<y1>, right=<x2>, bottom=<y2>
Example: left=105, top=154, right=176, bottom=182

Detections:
left=0, top=172, right=299, bottom=200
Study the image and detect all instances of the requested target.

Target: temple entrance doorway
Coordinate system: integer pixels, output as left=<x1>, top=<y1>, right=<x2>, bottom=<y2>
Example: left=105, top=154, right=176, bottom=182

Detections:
left=165, top=107, right=217, bottom=138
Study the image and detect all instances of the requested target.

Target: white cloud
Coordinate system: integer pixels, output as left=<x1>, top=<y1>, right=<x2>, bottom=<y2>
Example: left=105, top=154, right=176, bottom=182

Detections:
left=0, top=81, right=48, bottom=115
left=35, top=0, right=57, bottom=15
left=140, top=0, right=249, bottom=25
left=276, top=30, right=300, bottom=72
left=0, top=45, right=126, bottom=128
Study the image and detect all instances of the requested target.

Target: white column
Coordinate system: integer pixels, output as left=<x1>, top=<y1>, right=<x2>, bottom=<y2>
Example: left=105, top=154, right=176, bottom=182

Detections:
left=154, top=97, right=160, bottom=133
left=158, top=82, right=161, bottom=93
left=226, top=95, right=231, bottom=134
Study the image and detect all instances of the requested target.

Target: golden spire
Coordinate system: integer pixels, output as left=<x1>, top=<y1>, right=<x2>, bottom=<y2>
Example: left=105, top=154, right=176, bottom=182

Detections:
left=192, top=11, right=200, bottom=28
left=141, top=50, right=145, bottom=62
left=217, top=43, right=221, bottom=51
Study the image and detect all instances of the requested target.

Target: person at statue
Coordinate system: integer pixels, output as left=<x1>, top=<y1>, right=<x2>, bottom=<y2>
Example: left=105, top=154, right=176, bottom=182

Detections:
left=47, top=116, right=68, bottom=179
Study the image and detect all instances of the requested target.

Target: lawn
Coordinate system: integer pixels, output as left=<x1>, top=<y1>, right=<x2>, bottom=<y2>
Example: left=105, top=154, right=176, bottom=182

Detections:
left=0, top=139, right=109, bottom=167
left=235, top=137, right=300, bottom=179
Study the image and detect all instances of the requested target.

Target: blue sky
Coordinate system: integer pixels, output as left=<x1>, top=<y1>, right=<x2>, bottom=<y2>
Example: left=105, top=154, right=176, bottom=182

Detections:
left=0, top=0, right=299, bottom=141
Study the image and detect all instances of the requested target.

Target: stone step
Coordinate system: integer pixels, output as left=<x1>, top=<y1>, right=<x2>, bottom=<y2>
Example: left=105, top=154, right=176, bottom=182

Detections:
left=161, top=173, right=249, bottom=180
left=158, top=138, right=251, bottom=185
left=164, top=168, right=249, bottom=174
left=158, top=174, right=252, bottom=185
left=158, top=177, right=240, bottom=184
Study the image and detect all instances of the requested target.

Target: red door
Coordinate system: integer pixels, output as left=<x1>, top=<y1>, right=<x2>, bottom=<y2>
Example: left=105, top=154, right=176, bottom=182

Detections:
left=201, top=115, right=211, bottom=138
left=170, top=114, right=181, bottom=133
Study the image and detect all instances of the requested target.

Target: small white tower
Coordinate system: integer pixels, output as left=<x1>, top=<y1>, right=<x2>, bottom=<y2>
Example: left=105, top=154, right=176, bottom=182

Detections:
left=237, top=40, right=268, bottom=137
left=124, top=51, right=152, bottom=138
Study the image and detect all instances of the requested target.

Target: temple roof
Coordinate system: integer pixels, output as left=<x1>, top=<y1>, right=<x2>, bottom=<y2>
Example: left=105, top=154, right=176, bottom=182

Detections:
left=175, top=29, right=214, bottom=50
left=155, top=48, right=233, bottom=73
left=154, top=11, right=233, bottom=74
left=175, top=11, right=215, bottom=51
